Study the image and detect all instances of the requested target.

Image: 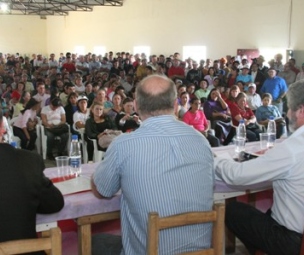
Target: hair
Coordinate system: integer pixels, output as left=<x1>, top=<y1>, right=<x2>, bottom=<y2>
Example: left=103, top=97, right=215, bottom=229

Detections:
left=122, top=97, right=133, bottom=105
left=50, top=97, right=62, bottom=107
left=235, top=92, right=247, bottom=103
left=67, top=92, right=78, bottom=105
left=208, top=67, right=215, bottom=75
left=180, top=91, right=189, bottom=98
left=136, top=75, right=176, bottom=116
left=115, top=86, right=125, bottom=94
left=90, top=101, right=105, bottom=118
left=207, top=88, right=219, bottom=101
left=19, top=91, right=30, bottom=104
left=21, top=98, right=40, bottom=114
left=287, top=80, right=304, bottom=111
left=200, top=79, right=209, bottom=87
left=261, top=93, right=273, bottom=100
left=190, top=97, right=200, bottom=104
left=228, top=85, right=240, bottom=101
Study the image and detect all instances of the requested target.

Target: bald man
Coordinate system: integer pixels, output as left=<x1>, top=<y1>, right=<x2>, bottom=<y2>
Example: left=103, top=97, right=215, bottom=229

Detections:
left=91, top=75, right=215, bottom=255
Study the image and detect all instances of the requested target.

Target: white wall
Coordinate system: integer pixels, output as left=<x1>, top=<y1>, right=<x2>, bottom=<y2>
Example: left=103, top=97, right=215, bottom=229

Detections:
left=0, top=15, right=47, bottom=56
left=1, top=0, right=304, bottom=63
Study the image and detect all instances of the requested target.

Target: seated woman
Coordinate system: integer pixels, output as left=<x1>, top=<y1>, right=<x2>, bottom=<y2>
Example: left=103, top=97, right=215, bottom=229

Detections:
left=183, top=97, right=220, bottom=147
left=115, top=97, right=141, bottom=133
left=230, top=92, right=262, bottom=142
left=224, top=84, right=240, bottom=109
left=41, top=97, right=69, bottom=160
left=256, top=93, right=286, bottom=138
left=0, top=108, right=13, bottom=143
left=107, top=93, right=123, bottom=122
left=204, top=88, right=231, bottom=142
left=177, top=92, right=190, bottom=120
left=13, top=98, right=40, bottom=150
left=85, top=102, right=117, bottom=162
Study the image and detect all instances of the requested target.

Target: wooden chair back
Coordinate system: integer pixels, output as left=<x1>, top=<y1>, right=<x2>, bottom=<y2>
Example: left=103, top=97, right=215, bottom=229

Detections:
left=147, top=203, right=225, bottom=255
left=0, top=227, right=62, bottom=255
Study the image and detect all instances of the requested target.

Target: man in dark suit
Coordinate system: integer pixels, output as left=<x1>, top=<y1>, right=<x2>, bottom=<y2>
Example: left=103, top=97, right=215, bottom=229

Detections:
left=0, top=143, right=64, bottom=254
left=250, top=62, right=266, bottom=94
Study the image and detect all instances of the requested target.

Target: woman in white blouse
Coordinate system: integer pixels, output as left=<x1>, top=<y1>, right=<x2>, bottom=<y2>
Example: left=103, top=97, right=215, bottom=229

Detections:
left=13, top=98, right=40, bottom=150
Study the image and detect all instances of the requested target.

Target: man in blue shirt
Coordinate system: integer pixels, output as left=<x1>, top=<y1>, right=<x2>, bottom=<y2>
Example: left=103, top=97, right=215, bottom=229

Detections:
left=260, top=68, right=288, bottom=114
left=237, top=67, right=253, bottom=91
left=91, top=75, right=215, bottom=255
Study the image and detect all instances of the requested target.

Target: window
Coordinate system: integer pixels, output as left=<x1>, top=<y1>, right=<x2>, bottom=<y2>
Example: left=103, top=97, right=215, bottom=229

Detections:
left=183, top=46, right=206, bottom=63
left=74, top=46, right=85, bottom=56
left=133, top=46, right=150, bottom=59
left=93, top=46, right=106, bottom=57
left=259, top=48, right=287, bottom=65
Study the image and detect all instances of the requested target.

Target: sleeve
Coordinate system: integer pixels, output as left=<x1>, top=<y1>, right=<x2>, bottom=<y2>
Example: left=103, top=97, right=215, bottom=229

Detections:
left=215, top=141, right=293, bottom=186
left=93, top=141, right=121, bottom=197
left=203, top=101, right=213, bottom=120
left=37, top=155, right=64, bottom=214
left=20, top=110, right=31, bottom=128
left=85, top=118, right=98, bottom=139
left=255, top=107, right=262, bottom=122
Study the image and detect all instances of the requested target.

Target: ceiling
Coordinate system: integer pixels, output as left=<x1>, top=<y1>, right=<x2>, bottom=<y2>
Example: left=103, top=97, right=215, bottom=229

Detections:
left=0, top=0, right=123, bottom=16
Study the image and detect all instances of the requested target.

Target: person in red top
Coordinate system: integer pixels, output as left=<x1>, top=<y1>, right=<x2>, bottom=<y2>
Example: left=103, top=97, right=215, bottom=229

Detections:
left=230, top=92, right=262, bottom=142
left=62, top=56, right=76, bottom=73
left=168, top=59, right=185, bottom=79
left=183, top=97, right=220, bottom=147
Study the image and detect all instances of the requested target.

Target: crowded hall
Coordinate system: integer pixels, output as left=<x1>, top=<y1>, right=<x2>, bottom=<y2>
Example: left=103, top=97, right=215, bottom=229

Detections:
left=1, top=0, right=304, bottom=255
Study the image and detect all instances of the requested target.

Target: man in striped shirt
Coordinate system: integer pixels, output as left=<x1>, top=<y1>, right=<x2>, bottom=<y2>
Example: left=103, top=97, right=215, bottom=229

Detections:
left=92, top=74, right=215, bottom=255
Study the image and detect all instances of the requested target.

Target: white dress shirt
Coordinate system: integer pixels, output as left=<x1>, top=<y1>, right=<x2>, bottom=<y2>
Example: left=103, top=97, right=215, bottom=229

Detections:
left=215, top=125, right=304, bottom=234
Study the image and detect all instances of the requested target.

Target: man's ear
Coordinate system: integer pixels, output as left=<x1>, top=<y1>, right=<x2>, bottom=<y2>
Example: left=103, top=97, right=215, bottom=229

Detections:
left=133, top=98, right=138, bottom=113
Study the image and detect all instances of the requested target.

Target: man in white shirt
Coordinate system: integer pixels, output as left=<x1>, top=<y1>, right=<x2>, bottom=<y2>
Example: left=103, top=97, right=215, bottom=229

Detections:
left=33, top=82, right=50, bottom=109
left=246, top=83, right=262, bottom=112
left=215, top=79, right=304, bottom=255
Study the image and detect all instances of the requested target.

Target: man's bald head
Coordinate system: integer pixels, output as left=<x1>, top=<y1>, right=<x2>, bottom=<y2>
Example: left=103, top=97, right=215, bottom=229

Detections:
left=136, top=75, right=177, bottom=119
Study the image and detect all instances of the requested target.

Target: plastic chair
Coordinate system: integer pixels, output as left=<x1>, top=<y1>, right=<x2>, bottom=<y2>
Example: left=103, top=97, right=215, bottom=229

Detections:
left=147, top=203, right=225, bottom=255
left=40, top=123, right=71, bottom=160
left=0, top=227, right=62, bottom=255
left=87, top=137, right=104, bottom=163
left=7, top=117, right=22, bottom=148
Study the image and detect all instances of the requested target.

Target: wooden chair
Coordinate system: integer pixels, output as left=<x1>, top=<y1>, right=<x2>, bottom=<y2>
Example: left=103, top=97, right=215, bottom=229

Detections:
left=0, top=227, right=62, bottom=255
left=76, top=211, right=120, bottom=255
left=147, top=203, right=225, bottom=255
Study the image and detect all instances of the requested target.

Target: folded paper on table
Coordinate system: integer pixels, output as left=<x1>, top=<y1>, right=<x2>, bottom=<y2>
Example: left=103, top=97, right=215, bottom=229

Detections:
left=54, top=176, right=91, bottom=195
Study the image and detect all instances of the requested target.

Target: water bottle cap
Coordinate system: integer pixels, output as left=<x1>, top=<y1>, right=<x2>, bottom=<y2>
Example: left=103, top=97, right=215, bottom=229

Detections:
left=269, top=116, right=274, bottom=120
left=10, top=141, right=17, bottom=147
left=239, top=119, right=245, bottom=124
left=72, top=135, right=78, bottom=140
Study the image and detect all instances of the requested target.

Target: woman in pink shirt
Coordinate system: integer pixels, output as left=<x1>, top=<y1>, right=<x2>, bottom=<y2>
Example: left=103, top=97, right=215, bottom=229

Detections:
left=183, top=97, right=220, bottom=147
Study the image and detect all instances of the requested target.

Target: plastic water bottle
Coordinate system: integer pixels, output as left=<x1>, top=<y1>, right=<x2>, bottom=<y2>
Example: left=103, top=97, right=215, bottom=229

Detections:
left=236, top=119, right=246, bottom=139
left=69, top=135, right=81, bottom=176
left=267, top=116, right=276, bottom=148
left=10, top=141, right=17, bottom=148
left=235, top=119, right=246, bottom=153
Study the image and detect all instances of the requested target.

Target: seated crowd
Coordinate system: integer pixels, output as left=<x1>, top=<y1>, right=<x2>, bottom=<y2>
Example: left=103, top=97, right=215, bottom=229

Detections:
left=0, top=51, right=300, bottom=156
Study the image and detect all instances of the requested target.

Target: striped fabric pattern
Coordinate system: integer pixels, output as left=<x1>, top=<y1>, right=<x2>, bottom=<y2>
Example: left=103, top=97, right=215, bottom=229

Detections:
left=94, top=115, right=215, bottom=255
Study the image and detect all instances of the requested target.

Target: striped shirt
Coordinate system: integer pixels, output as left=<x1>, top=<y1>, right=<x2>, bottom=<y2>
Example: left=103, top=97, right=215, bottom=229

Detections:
left=94, top=115, right=215, bottom=255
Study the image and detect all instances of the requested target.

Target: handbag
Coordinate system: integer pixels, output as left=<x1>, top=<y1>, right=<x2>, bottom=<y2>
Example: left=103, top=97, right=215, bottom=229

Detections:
left=46, top=124, right=69, bottom=135
left=98, top=129, right=122, bottom=148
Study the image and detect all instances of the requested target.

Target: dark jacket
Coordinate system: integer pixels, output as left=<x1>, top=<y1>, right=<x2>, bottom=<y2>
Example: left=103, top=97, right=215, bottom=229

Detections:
left=0, top=144, right=64, bottom=254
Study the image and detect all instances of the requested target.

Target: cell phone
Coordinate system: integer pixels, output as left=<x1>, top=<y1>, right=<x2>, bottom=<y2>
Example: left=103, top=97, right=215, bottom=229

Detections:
left=237, top=151, right=259, bottom=162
